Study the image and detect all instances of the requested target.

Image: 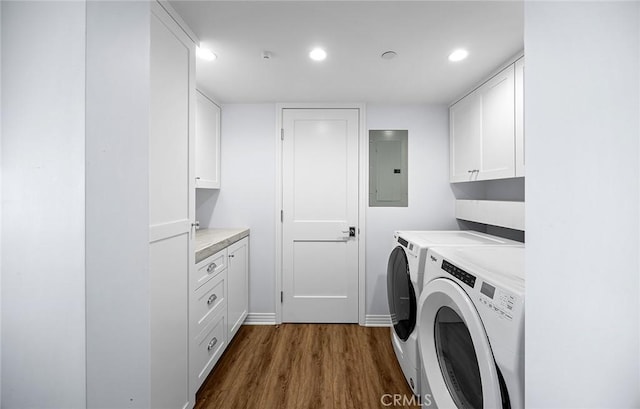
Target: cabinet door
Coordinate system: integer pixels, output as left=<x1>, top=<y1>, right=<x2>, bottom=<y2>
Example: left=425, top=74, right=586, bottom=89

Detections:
left=149, top=3, right=194, bottom=408
left=450, top=93, right=482, bottom=182
left=227, top=237, right=249, bottom=341
left=477, top=64, right=516, bottom=181
left=515, top=57, right=525, bottom=177
left=195, top=90, right=221, bottom=189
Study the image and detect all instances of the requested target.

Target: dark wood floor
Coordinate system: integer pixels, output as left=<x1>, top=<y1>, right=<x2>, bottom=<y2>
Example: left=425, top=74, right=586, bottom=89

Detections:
left=195, top=324, right=420, bottom=409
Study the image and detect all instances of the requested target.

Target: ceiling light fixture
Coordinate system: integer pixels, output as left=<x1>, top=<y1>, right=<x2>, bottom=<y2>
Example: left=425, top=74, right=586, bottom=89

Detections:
left=309, top=47, right=327, bottom=61
left=197, top=46, right=217, bottom=61
left=381, top=51, right=397, bottom=60
left=448, top=49, right=469, bottom=62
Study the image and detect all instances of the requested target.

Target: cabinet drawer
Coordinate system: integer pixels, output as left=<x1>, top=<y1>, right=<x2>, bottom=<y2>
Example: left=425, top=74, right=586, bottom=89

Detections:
left=193, top=313, right=226, bottom=388
left=192, top=273, right=225, bottom=338
left=193, top=249, right=226, bottom=290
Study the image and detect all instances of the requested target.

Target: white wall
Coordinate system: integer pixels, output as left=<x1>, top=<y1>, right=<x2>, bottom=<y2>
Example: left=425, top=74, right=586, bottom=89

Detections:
left=365, top=104, right=456, bottom=316
left=85, top=2, right=151, bottom=407
left=525, top=2, right=640, bottom=407
left=0, top=2, right=3, bottom=403
left=197, top=104, right=277, bottom=314
left=1, top=2, right=87, bottom=407
left=197, top=104, right=455, bottom=318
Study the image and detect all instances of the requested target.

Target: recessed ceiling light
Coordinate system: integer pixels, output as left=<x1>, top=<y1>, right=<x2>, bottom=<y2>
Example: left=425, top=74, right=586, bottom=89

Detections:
left=381, top=51, right=397, bottom=60
left=197, top=46, right=217, bottom=61
left=448, top=49, right=469, bottom=62
left=309, top=47, right=327, bottom=61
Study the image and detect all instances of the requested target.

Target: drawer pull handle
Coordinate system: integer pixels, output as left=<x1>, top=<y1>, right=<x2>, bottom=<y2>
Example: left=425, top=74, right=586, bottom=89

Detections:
left=207, top=337, right=218, bottom=351
left=206, top=262, right=217, bottom=273
left=207, top=294, right=218, bottom=306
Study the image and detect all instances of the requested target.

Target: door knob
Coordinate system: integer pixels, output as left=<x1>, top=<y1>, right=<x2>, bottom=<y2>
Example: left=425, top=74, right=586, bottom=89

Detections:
left=341, top=227, right=357, bottom=237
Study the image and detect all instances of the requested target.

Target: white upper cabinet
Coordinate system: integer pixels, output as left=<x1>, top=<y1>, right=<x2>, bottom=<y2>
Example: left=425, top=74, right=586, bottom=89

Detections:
left=450, top=58, right=523, bottom=183
left=480, top=64, right=515, bottom=179
left=450, top=90, right=482, bottom=181
left=195, top=90, right=221, bottom=189
left=515, top=57, right=525, bottom=177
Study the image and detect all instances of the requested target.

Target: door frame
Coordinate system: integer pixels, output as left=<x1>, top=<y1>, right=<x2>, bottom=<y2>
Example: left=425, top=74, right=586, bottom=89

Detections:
left=274, top=102, right=367, bottom=325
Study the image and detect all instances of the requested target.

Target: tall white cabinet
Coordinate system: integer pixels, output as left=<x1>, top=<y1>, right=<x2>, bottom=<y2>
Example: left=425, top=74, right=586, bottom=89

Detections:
left=149, top=3, right=195, bottom=408
left=5, top=1, right=201, bottom=407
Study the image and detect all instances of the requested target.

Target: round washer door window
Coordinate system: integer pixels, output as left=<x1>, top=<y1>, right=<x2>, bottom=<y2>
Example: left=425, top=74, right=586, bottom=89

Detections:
left=434, top=306, right=482, bottom=408
left=387, top=246, right=416, bottom=341
left=418, top=278, right=504, bottom=409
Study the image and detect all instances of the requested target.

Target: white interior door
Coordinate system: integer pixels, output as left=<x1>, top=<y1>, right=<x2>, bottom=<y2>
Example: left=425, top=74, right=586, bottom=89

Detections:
left=282, top=108, right=359, bottom=323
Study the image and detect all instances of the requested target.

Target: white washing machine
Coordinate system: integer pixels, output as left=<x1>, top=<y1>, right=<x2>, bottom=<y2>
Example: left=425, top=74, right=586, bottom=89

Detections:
left=386, top=231, right=521, bottom=398
left=417, top=245, right=524, bottom=408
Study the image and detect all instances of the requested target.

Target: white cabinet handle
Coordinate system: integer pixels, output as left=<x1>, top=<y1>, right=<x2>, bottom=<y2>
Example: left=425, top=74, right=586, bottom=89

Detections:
left=207, top=294, right=217, bottom=306
left=206, top=262, right=217, bottom=273
left=207, top=337, right=218, bottom=351
left=467, top=169, right=479, bottom=173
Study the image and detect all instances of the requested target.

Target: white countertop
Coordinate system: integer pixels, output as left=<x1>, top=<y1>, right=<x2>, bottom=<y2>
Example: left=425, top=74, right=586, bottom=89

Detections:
left=195, top=228, right=250, bottom=263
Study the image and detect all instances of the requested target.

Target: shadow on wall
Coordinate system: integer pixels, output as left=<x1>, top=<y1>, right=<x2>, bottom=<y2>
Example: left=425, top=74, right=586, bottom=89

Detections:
left=457, top=219, right=525, bottom=242
left=450, top=178, right=525, bottom=201
left=451, top=178, right=526, bottom=242
left=371, top=271, right=391, bottom=316
left=195, top=189, right=220, bottom=228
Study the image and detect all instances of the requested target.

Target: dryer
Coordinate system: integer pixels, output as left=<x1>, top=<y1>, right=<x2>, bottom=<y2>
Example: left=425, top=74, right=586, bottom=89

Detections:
left=386, top=231, right=520, bottom=397
left=418, top=246, right=524, bottom=409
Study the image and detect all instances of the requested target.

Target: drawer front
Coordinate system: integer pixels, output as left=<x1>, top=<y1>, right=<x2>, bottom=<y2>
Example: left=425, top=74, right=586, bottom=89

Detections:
left=193, top=249, right=227, bottom=290
left=192, top=273, right=225, bottom=338
left=193, top=313, right=226, bottom=388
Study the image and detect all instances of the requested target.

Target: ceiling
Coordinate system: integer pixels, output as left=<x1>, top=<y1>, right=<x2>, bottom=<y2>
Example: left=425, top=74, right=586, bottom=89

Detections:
left=170, top=1, right=524, bottom=104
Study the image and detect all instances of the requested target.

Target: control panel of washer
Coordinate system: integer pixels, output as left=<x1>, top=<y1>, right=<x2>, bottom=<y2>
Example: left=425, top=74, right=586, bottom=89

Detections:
left=397, top=236, right=413, bottom=251
left=479, top=281, right=516, bottom=320
left=441, top=260, right=476, bottom=288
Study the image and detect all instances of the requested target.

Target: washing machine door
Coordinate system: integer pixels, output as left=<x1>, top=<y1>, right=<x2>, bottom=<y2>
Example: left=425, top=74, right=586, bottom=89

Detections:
left=387, top=246, right=416, bottom=342
left=418, top=278, right=505, bottom=409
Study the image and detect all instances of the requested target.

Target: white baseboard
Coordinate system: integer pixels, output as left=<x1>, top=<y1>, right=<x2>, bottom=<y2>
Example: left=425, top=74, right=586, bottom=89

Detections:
left=243, top=313, right=277, bottom=325
left=365, top=314, right=392, bottom=327
left=243, top=313, right=389, bottom=326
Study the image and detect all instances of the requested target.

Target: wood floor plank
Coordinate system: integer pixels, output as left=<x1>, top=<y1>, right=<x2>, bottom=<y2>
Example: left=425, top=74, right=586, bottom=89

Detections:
left=195, top=324, right=419, bottom=409
left=254, top=324, right=303, bottom=409
left=293, top=324, right=334, bottom=409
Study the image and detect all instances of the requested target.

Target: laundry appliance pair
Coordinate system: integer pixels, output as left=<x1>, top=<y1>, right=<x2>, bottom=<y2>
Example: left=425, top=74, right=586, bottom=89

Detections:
left=386, top=231, right=524, bottom=408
